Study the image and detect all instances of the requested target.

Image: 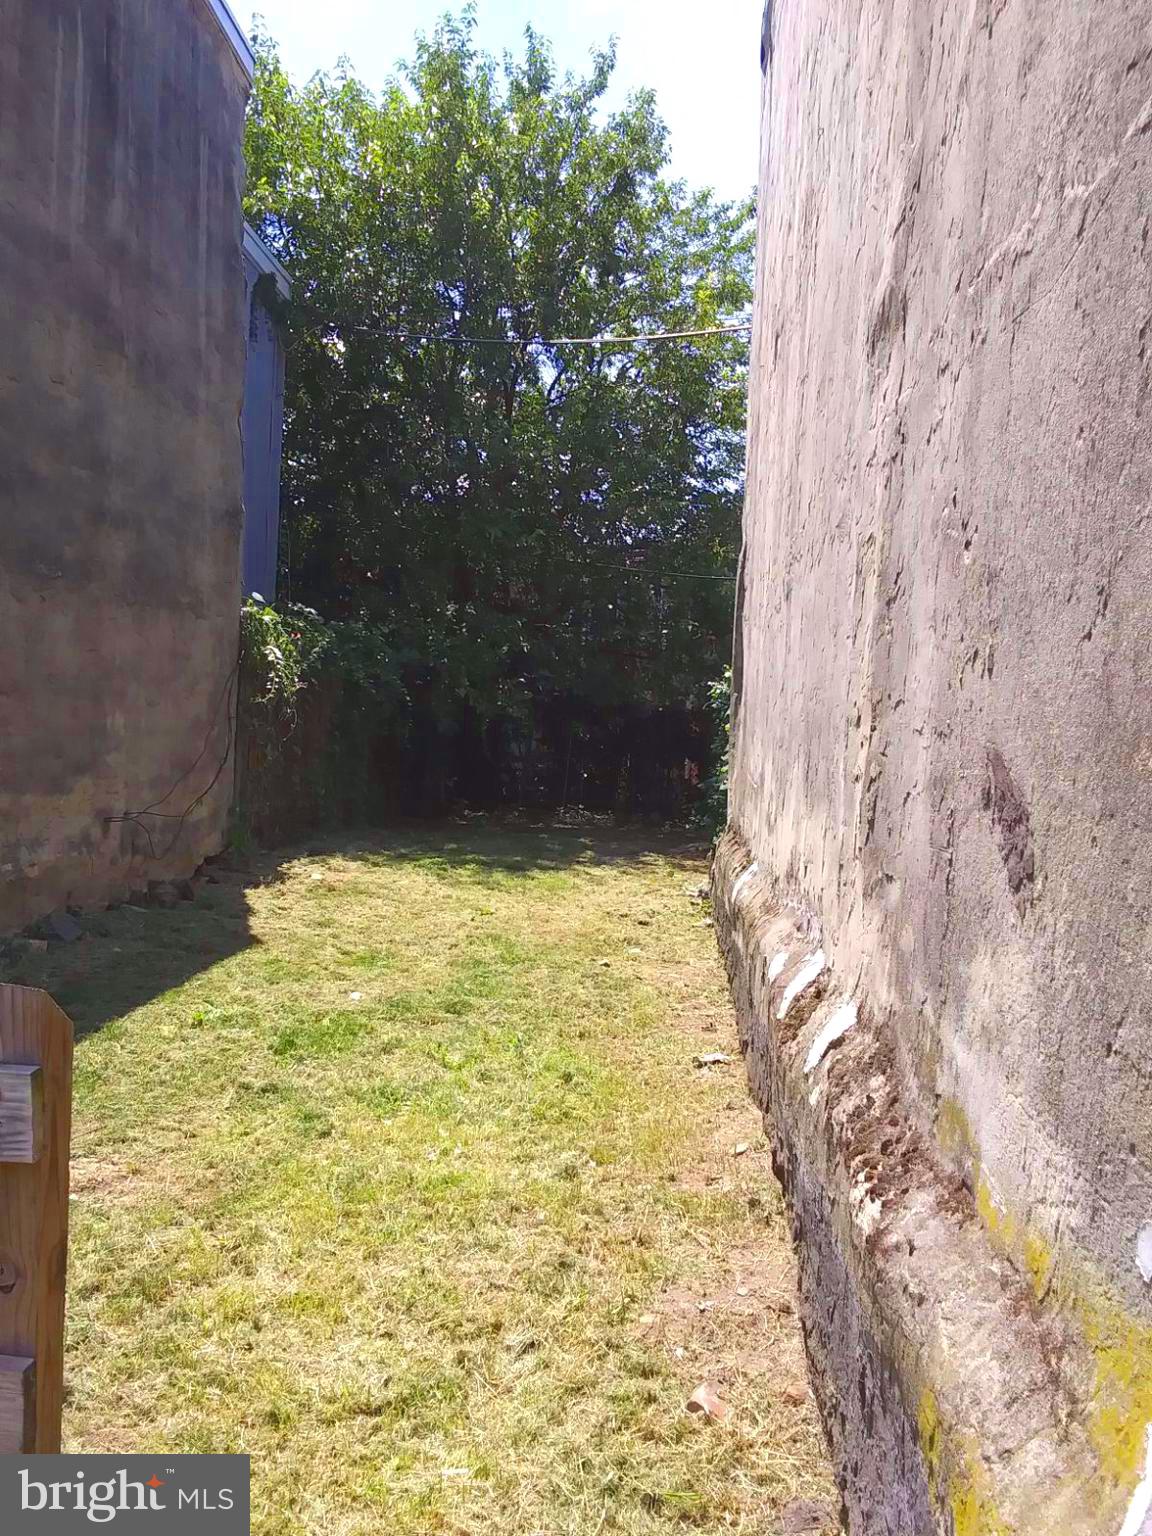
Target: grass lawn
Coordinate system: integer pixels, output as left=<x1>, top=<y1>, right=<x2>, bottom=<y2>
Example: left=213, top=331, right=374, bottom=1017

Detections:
left=8, top=825, right=835, bottom=1535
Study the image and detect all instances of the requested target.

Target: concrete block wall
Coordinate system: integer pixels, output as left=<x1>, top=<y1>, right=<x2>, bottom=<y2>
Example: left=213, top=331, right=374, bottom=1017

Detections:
left=0, top=0, right=251, bottom=929
left=717, top=2, right=1152, bottom=1531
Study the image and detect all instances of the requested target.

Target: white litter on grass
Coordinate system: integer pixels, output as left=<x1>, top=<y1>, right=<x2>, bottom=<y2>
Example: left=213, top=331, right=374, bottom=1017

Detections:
left=1118, top=1424, right=1152, bottom=1536
left=1137, top=1224, right=1152, bottom=1284
left=768, top=949, right=789, bottom=982
left=731, top=862, right=759, bottom=903
left=805, top=1001, right=858, bottom=1074
left=776, top=950, right=826, bottom=1020
left=695, top=1051, right=734, bottom=1068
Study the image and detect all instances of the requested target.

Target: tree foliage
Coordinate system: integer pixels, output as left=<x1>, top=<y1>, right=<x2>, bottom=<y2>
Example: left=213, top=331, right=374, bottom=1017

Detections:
left=244, top=12, right=752, bottom=808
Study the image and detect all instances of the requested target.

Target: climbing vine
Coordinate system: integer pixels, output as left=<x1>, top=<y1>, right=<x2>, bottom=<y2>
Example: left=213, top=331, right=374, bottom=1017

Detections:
left=236, top=599, right=407, bottom=846
left=695, top=667, right=732, bottom=838
left=240, top=598, right=403, bottom=712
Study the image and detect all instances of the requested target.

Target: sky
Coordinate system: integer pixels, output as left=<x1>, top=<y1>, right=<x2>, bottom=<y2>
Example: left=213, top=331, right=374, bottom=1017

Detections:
left=243, top=0, right=762, bottom=203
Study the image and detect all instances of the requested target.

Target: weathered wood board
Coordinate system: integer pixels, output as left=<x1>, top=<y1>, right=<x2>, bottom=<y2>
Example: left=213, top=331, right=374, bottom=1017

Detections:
left=0, top=1354, right=35, bottom=1454
left=0, top=985, right=73, bottom=1452
left=0, top=1065, right=43, bottom=1163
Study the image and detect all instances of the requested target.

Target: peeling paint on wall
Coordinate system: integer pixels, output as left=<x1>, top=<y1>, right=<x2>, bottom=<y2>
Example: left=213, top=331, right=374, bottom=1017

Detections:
left=805, top=1001, right=857, bottom=1074
left=730, top=862, right=759, bottom=903
left=776, top=951, right=825, bottom=1021
left=983, top=748, right=1036, bottom=914
left=1136, top=1226, right=1152, bottom=1286
left=1118, top=1426, right=1152, bottom=1536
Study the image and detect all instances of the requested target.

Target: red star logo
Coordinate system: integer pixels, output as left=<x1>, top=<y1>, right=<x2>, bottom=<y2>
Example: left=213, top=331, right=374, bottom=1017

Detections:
left=146, top=1476, right=164, bottom=1490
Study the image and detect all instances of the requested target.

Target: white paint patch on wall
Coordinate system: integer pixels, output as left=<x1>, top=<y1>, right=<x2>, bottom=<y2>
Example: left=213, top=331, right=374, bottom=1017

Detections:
left=731, top=862, right=759, bottom=903
left=1136, top=1224, right=1152, bottom=1284
left=850, top=1175, right=882, bottom=1238
left=805, top=1001, right=858, bottom=1074
left=777, top=951, right=826, bottom=1021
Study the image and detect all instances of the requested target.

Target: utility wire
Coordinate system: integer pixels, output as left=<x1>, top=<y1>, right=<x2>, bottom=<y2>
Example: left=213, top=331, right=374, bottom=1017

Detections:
left=346, top=322, right=751, bottom=348
left=556, top=557, right=736, bottom=582
left=105, top=657, right=240, bottom=861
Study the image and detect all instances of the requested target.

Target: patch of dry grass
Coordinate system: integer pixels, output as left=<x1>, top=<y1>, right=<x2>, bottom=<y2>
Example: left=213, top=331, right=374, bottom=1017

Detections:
left=19, top=825, right=836, bottom=1533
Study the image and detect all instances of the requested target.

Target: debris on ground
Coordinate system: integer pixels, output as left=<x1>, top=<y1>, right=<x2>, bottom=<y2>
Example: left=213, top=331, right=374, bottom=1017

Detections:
left=32, top=909, right=84, bottom=944
left=694, top=1051, right=733, bottom=1068
left=10, top=936, right=49, bottom=954
left=686, top=1381, right=731, bottom=1423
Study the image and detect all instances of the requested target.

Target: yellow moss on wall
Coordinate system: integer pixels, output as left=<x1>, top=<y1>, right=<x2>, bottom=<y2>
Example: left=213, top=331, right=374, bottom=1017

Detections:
left=932, top=1099, right=1151, bottom=1518
left=949, top=1462, right=1010, bottom=1536
left=936, top=1097, right=975, bottom=1164
left=975, top=1173, right=1017, bottom=1249
left=918, top=1389, right=1011, bottom=1535
left=1080, top=1300, right=1152, bottom=1489
left=971, top=1172, right=1152, bottom=1490
left=918, top=1388, right=942, bottom=1484
left=1022, top=1230, right=1054, bottom=1302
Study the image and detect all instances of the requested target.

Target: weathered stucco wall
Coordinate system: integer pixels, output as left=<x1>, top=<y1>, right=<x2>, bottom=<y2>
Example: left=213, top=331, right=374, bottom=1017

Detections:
left=718, top=2, right=1152, bottom=1531
left=0, top=0, right=250, bottom=929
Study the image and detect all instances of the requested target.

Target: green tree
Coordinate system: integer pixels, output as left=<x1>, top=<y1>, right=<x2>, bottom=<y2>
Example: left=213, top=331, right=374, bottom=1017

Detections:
left=244, top=12, right=752, bottom=809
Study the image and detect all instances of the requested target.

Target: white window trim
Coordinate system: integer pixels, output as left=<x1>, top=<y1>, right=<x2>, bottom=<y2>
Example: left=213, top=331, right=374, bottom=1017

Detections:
left=202, top=0, right=255, bottom=81
left=244, top=224, right=292, bottom=299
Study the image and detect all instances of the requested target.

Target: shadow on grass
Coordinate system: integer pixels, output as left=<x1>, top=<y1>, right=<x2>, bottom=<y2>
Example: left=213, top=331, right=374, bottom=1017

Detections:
left=0, top=820, right=711, bottom=1040
left=296, top=818, right=713, bottom=883
left=0, top=880, right=257, bottom=1042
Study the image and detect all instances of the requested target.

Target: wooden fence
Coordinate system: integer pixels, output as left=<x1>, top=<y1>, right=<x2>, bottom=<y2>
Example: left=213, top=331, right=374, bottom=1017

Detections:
left=0, top=984, right=73, bottom=1453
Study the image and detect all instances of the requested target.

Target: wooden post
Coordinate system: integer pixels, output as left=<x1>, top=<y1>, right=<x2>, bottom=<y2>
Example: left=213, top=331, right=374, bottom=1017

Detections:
left=0, top=984, right=73, bottom=1453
